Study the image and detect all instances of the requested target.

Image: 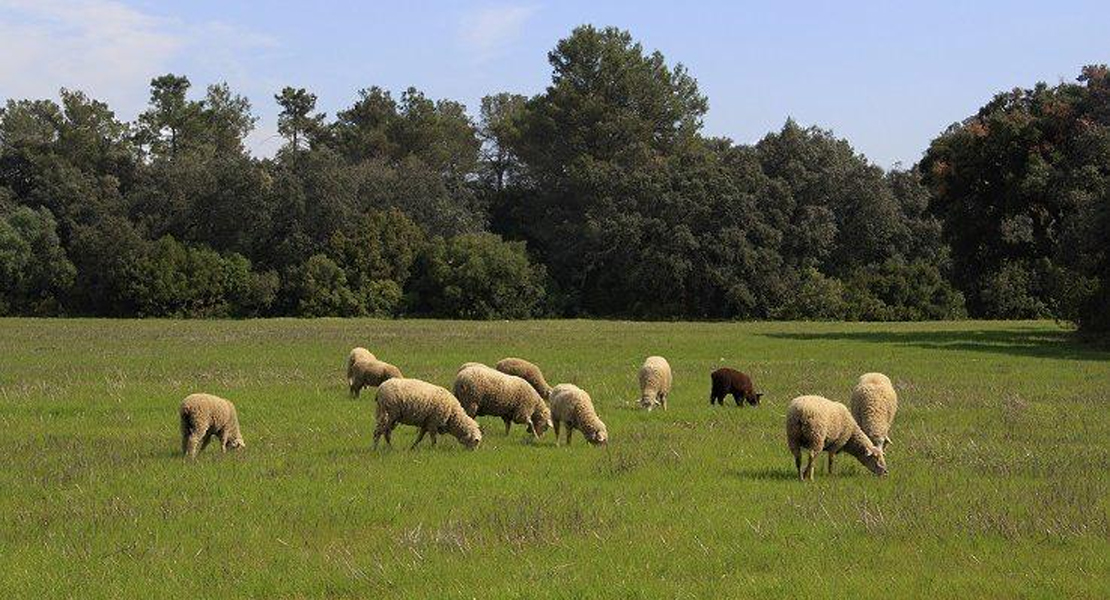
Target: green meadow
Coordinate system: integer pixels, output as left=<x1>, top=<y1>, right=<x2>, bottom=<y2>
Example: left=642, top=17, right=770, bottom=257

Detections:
left=0, top=319, right=1107, bottom=598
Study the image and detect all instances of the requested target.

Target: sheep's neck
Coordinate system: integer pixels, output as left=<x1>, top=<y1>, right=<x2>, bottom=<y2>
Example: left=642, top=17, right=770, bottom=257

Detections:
left=842, top=428, right=875, bottom=460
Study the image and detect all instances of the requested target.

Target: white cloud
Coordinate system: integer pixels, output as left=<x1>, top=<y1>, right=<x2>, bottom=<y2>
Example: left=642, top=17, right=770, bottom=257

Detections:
left=0, top=0, right=277, bottom=120
left=459, top=4, right=539, bottom=62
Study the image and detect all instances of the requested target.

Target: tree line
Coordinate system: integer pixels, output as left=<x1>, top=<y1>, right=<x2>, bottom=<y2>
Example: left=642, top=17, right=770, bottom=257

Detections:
left=1, top=26, right=1107, bottom=332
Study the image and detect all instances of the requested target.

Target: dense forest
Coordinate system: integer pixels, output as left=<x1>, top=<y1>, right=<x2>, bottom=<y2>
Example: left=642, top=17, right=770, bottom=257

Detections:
left=1, top=26, right=1107, bottom=332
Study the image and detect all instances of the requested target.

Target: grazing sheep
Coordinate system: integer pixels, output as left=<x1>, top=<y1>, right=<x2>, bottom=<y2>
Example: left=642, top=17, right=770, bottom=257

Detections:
left=638, top=356, right=672, bottom=411
left=349, top=355, right=403, bottom=398
left=786, top=395, right=886, bottom=481
left=496, top=357, right=553, bottom=401
left=453, top=364, right=552, bottom=439
left=850, top=372, right=898, bottom=450
left=709, top=367, right=762, bottom=407
left=373, top=378, right=482, bottom=450
left=549, top=384, right=608, bottom=446
left=179, top=393, right=245, bottom=458
left=346, top=347, right=376, bottom=378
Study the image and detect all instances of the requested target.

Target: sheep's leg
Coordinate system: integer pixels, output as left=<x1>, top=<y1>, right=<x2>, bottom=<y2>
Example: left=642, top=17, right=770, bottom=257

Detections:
left=660, top=393, right=668, bottom=411
left=201, top=432, right=214, bottom=452
left=502, top=417, right=512, bottom=436
left=565, top=426, right=573, bottom=446
left=185, top=433, right=204, bottom=458
left=553, top=421, right=561, bottom=446
left=827, top=452, right=835, bottom=474
left=792, top=449, right=802, bottom=479
left=803, top=450, right=817, bottom=480
left=734, top=393, right=743, bottom=407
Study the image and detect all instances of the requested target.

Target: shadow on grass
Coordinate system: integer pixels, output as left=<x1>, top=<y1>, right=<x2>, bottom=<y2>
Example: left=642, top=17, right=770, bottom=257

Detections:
left=762, top=326, right=1110, bottom=362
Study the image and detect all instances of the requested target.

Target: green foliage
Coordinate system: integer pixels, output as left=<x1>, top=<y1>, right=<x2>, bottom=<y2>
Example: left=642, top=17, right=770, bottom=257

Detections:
left=275, top=86, right=325, bottom=153
left=296, top=254, right=362, bottom=317
left=127, top=236, right=274, bottom=318
left=410, top=233, right=546, bottom=319
left=1, top=31, right=1102, bottom=328
left=773, top=267, right=849, bottom=320
left=844, top=260, right=967, bottom=321
left=0, top=206, right=75, bottom=315
left=922, top=64, right=1110, bottom=331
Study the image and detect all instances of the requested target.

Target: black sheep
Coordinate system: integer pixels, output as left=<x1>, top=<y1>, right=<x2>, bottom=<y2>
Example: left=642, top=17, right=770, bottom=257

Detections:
left=710, top=368, right=762, bottom=407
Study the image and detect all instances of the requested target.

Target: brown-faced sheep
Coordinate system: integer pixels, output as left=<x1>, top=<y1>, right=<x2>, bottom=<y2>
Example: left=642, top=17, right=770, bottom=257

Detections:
left=453, top=364, right=552, bottom=439
left=850, top=372, right=898, bottom=449
left=373, top=378, right=482, bottom=450
left=496, top=357, right=553, bottom=401
left=179, top=393, right=245, bottom=458
left=709, top=367, right=762, bottom=407
left=638, top=356, right=672, bottom=411
left=786, top=395, right=886, bottom=481
left=349, top=355, right=403, bottom=398
left=549, top=383, right=608, bottom=446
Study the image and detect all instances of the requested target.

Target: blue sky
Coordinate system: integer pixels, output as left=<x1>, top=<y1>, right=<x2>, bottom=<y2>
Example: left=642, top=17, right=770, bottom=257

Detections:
left=1, top=1, right=1106, bottom=166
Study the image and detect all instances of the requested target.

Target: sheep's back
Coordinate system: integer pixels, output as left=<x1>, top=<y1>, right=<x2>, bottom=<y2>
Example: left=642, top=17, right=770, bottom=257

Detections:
left=377, top=378, right=456, bottom=426
left=639, top=356, right=672, bottom=393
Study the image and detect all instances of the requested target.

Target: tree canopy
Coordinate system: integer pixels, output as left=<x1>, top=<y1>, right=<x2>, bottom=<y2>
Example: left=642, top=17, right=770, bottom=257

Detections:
left=0, top=26, right=1104, bottom=333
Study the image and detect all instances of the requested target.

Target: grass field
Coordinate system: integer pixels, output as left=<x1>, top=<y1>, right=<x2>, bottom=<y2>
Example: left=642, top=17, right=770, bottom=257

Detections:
left=0, top=319, right=1107, bottom=598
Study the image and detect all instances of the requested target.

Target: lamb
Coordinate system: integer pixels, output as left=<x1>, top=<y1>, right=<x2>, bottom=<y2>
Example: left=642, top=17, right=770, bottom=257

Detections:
left=786, top=395, right=886, bottom=481
left=638, top=356, right=672, bottom=411
left=709, top=367, right=762, bottom=407
left=549, top=384, right=608, bottom=446
left=348, top=352, right=403, bottom=398
left=373, top=378, right=482, bottom=450
left=453, top=364, right=552, bottom=439
left=496, top=357, right=553, bottom=401
left=850, top=372, right=898, bottom=449
left=179, top=393, right=245, bottom=458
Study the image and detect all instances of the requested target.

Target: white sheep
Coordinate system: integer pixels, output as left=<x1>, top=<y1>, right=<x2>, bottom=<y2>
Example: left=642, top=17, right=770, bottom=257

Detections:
left=786, top=395, right=887, bottom=481
left=373, top=378, right=482, bottom=450
left=638, top=356, right=672, bottom=411
left=549, top=383, right=608, bottom=446
left=346, top=347, right=376, bottom=381
left=349, top=354, right=403, bottom=398
left=496, top=357, right=553, bottom=401
left=179, top=393, right=245, bottom=458
left=850, top=372, right=898, bottom=450
left=457, top=361, right=486, bottom=373
left=453, top=364, right=552, bottom=439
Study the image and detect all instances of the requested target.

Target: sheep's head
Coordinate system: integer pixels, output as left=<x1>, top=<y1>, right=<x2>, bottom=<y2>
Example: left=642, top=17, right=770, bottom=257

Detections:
left=587, top=423, right=608, bottom=446
left=747, top=392, right=763, bottom=406
left=861, top=445, right=887, bottom=476
left=529, top=407, right=552, bottom=437
left=460, top=427, right=482, bottom=450
left=227, top=437, right=246, bottom=451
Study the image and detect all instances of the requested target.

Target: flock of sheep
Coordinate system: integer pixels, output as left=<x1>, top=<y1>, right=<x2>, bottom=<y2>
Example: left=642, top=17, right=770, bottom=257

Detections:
left=179, top=348, right=898, bottom=481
